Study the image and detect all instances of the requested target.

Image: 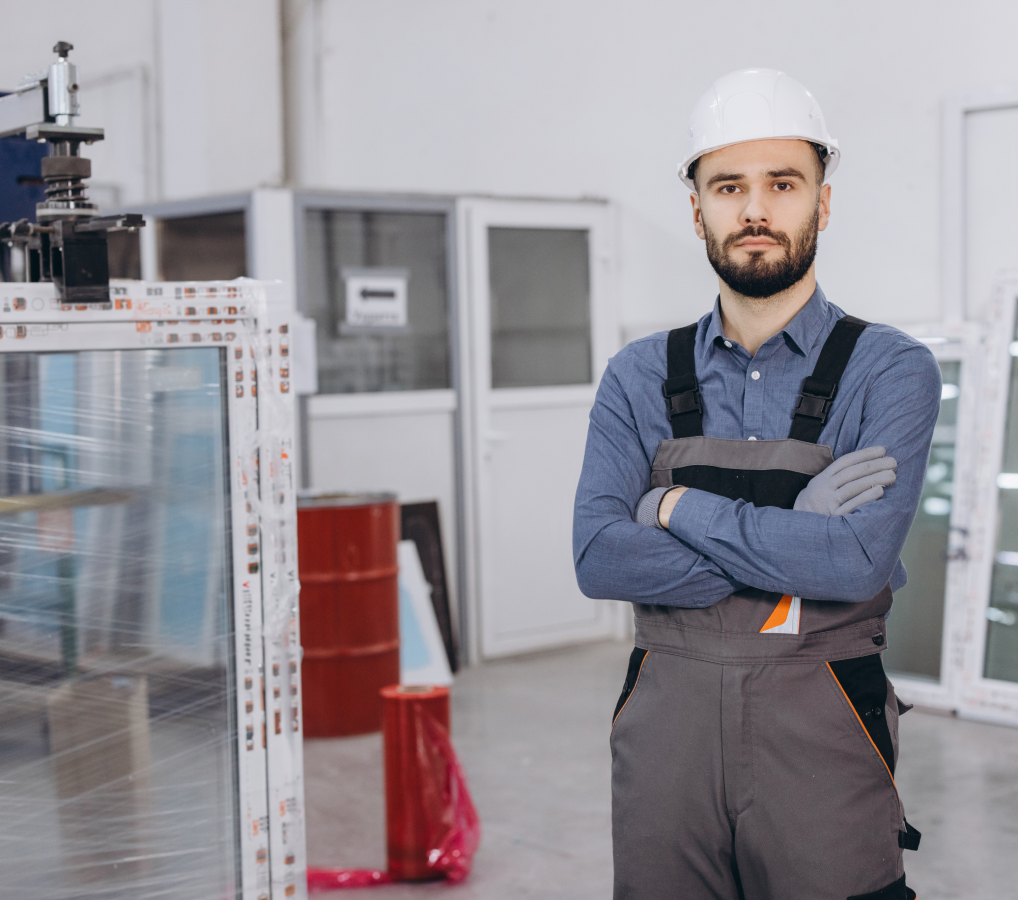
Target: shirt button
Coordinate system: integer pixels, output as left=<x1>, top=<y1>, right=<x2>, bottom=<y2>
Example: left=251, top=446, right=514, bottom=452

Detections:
left=724, top=340, right=732, bottom=348
left=751, top=370, right=761, bottom=380
left=748, top=436, right=757, bottom=441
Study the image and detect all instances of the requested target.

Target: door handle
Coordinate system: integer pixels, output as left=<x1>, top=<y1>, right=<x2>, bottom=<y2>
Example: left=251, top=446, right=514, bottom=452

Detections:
left=482, top=431, right=510, bottom=461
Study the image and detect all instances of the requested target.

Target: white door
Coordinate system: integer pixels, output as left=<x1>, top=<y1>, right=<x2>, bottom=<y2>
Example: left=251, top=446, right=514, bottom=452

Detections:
left=458, top=198, right=619, bottom=659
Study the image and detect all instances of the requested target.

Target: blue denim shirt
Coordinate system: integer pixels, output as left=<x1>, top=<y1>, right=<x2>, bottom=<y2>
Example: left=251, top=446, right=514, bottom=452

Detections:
left=573, top=286, right=941, bottom=607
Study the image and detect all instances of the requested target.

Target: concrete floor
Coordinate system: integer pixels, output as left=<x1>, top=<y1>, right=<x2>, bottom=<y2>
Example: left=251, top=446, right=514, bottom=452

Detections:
left=304, top=641, right=1018, bottom=899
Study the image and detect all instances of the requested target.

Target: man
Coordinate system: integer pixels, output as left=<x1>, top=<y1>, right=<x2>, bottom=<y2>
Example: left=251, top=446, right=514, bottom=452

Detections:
left=573, top=69, right=940, bottom=900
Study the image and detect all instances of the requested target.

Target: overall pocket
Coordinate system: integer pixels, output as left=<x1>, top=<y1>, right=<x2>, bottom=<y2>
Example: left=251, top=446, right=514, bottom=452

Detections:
left=612, top=647, right=649, bottom=729
left=827, top=653, right=896, bottom=776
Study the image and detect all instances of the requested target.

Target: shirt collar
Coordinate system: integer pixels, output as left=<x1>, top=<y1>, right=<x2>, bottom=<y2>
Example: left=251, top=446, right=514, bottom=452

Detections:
left=707, top=284, right=830, bottom=356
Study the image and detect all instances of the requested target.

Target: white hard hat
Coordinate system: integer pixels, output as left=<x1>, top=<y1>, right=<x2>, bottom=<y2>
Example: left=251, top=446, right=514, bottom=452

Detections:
left=679, top=68, right=840, bottom=190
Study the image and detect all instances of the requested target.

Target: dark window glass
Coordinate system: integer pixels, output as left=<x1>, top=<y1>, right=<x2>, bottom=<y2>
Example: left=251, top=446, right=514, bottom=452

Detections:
left=885, top=360, right=959, bottom=680
left=158, top=212, right=246, bottom=281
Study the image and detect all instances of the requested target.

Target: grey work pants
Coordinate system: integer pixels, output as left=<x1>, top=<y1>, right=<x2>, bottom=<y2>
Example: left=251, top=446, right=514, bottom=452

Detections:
left=611, top=649, right=908, bottom=900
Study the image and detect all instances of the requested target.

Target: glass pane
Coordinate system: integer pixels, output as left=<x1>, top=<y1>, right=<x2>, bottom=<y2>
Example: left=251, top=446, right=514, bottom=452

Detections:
left=158, top=212, right=247, bottom=281
left=885, top=360, right=960, bottom=680
left=488, top=227, right=591, bottom=389
left=986, top=323, right=1018, bottom=682
left=0, top=348, right=239, bottom=899
left=303, top=209, right=450, bottom=393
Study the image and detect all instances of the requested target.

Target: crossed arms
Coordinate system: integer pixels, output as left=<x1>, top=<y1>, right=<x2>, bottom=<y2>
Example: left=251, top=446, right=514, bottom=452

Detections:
left=572, top=342, right=941, bottom=607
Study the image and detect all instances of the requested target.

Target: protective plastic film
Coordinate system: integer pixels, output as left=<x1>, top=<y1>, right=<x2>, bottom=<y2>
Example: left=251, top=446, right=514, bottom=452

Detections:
left=0, top=346, right=239, bottom=898
left=0, top=280, right=306, bottom=900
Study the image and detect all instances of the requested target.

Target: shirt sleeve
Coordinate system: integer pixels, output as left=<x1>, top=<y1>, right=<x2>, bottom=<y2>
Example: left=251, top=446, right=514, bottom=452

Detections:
left=573, top=360, right=744, bottom=607
left=666, top=339, right=941, bottom=602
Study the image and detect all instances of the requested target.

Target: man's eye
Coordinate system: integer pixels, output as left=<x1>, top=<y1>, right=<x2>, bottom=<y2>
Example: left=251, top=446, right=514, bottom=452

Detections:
left=774, top=182, right=792, bottom=191
left=719, top=185, right=739, bottom=194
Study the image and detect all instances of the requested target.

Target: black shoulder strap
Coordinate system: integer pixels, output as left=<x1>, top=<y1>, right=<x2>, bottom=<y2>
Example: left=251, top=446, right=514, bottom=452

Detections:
left=788, top=315, right=869, bottom=443
left=662, top=324, right=703, bottom=438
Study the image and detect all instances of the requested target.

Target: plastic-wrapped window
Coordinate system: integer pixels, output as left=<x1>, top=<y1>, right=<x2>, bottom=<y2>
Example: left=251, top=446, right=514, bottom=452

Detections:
left=0, top=347, right=239, bottom=897
left=0, top=280, right=307, bottom=900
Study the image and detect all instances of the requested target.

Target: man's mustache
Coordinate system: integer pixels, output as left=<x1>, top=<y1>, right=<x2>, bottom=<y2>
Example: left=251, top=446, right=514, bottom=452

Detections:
left=722, top=225, right=792, bottom=253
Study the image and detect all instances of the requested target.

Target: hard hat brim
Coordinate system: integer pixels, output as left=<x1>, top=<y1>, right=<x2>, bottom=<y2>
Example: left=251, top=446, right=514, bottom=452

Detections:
left=679, top=136, right=841, bottom=191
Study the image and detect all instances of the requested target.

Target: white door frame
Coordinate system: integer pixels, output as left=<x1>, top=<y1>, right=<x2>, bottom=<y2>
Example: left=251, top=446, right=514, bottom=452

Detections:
left=940, top=86, right=1018, bottom=322
left=456, top=197, right=622, bottom=661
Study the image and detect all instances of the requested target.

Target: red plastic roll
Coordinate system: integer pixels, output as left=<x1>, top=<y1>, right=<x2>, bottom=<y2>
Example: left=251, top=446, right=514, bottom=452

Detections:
left=381, top=685, right=480, bottom=883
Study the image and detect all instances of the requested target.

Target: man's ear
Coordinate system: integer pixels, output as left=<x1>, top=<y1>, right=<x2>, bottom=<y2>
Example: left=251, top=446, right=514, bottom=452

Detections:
left=817, top=183, right=832, bottom=233
left=691, top=192, right=706, bottom=241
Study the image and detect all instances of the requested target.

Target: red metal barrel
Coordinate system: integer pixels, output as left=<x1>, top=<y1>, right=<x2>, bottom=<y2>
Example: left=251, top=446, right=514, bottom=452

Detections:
left=297, top=492, right=400, bottom=737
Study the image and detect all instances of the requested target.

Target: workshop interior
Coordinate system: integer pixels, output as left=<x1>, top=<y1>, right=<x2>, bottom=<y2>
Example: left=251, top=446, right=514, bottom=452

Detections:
left=1, top=3, right=1017, bottom=899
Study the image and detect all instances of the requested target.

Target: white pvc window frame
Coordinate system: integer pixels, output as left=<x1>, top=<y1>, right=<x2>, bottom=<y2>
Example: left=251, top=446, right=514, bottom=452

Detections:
left=0, top=280, right=305, bottom=899
left=890, top=320, right=983, bottom=713
left=955, top=274, right=1018, bottom=725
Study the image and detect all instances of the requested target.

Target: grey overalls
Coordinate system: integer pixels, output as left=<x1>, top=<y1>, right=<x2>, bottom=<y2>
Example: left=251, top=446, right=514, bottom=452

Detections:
left=611, top=317, right=921, bottom=900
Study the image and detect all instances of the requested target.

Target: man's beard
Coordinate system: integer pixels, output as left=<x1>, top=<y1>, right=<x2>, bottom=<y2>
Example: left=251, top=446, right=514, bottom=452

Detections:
left=704, top=201, right=820, bottom=299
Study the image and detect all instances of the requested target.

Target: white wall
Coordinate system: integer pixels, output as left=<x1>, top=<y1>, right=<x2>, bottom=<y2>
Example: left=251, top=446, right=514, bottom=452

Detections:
left=283, top=0, right=1018, bottom=338
left=0, top=0, right=284, bottom=204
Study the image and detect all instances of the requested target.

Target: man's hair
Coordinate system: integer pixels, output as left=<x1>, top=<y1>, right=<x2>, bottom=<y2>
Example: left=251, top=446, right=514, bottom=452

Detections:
left=689, top=142, right=827, bottom=193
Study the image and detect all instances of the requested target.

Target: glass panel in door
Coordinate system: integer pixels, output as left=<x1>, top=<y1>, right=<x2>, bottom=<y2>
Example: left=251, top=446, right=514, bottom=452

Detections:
left=488, top=227, right=591, bottom=388
left=0, top=348, right=239, bottom=899
left=884, top=361, right=960, bottom=680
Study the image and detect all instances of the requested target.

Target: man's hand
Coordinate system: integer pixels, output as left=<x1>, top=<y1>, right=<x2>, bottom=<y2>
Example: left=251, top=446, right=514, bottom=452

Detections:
left=657, top=487, right=688, bottom=527
left=793, top=446, right=896, bottom=516
left=634, top=486, right=689, bottom=529
left=634, top=446, right=895, bottom=531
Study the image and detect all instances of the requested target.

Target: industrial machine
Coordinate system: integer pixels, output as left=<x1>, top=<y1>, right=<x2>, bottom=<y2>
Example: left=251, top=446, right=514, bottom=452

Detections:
left=0, top=42, right=143, bottom=302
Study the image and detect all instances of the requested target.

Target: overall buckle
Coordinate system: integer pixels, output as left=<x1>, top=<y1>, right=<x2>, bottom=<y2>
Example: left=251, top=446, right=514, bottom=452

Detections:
left=795, top=378, right=838, bottom=424
left=662, top=375, right=702, bottom=418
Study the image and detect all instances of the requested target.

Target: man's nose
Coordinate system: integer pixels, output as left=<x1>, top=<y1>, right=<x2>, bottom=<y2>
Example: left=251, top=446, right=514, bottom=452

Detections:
left=741, top=191, right=769, bottom=225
